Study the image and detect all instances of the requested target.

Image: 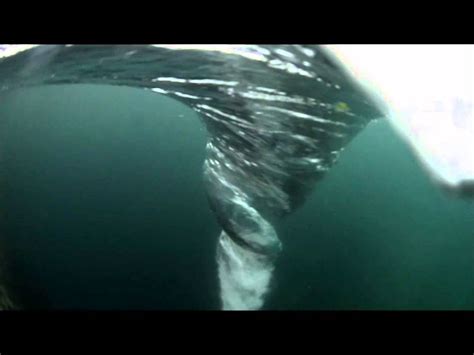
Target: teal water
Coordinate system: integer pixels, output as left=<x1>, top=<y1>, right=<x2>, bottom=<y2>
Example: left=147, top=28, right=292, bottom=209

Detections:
left=0, top=84, right=472, bottom=309
left=273, top=120, right=474, bottom=310
left=0, top=85, right=220, bottom=309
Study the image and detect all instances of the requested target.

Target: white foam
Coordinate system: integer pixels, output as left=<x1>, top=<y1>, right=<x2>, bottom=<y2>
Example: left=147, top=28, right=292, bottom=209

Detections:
left=217, top=231, right=275, bottom=310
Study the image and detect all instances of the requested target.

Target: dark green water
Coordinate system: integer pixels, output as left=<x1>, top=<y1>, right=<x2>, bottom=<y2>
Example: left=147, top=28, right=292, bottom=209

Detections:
left=0, top=84, right=472, bottom=310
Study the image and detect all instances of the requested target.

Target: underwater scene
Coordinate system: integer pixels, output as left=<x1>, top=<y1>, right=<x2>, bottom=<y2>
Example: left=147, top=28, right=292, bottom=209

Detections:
left=0, top=45, right=472, bottom=310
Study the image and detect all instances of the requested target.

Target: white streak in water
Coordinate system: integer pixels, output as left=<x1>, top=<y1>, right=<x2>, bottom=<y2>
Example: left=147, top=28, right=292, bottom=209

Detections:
left=151, top=88, right=169, bottom=94
left=173, top=91, right=202, bottom=99
left=152, top=77, right=187, bottom=83
left=151, top=45, right=269, bottom=62
left=267, top=106, right=348, bottom=127
left=239, top=90, right=307, bottom=104
left=188, top=79, right=239, bottom=86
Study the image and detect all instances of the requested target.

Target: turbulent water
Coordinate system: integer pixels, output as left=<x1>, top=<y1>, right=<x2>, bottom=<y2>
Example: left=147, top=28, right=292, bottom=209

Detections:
left=0, top=45, right=470, bottom=310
